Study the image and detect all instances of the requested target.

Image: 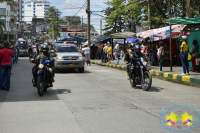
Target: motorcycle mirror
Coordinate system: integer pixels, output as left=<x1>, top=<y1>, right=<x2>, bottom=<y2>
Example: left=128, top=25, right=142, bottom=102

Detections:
left=50, top=50, right=55, bottom=53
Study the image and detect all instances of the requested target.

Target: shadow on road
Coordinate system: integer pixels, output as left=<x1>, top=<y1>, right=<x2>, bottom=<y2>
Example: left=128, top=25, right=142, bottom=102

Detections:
left=133, top=86, right=164, bottom=92
left=55, top=69, right=91, bottom=74
left=57, top=89, right=71, bottom=94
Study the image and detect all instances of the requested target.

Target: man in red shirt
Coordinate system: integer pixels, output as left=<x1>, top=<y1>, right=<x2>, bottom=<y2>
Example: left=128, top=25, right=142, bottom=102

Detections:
left=0, top=42, right=13, bottom=91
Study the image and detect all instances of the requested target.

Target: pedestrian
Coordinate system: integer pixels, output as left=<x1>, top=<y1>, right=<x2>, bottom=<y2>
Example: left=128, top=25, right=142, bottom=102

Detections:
left=180, top=36, right=189, bottom=75
left=113, top=41, right=120, bottom=64
left=100, top=44, right=104, bottom=62
left=143, top=42, right=148, bottom=56
left=120, top=48, right=124, bottom=61
left=103, top=43, right=108, bottom=63
left=149, top=43, right=157, bottom=66
left=13, top=46, right=18, bottom=64
left=106, top=42, right=112, bottom=64
left=157, top=41, right=164, bottom=72
left=82, top=44, right=91, bottom=66
left=189, top=40, right=198, bottom=72
left=0, top=41, right=14, bottom=91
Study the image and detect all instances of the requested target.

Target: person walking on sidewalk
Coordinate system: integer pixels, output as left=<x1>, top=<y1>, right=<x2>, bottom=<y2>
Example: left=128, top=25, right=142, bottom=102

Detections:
left=13, top=46, right=18, bottom=64
left=189, top=40, right=198, bottom=72
left=103, top=43, right=108, bottom=63
left=157, top=41, right=164, bottom=72
left=113, top=41, right=120, bottom=64
left=0, top=42, right=13, bottom=91
left=180, top=36, right=189, bottom=75
left=82, top=44, right=91, bottom=66
left=100, top=44, right=104, bottom=62
left=107, top=42, right=112, bottom=64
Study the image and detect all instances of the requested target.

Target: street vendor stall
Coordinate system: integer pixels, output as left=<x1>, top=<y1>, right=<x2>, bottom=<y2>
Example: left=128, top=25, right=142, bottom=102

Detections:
left=166, top=15, right=200, bottom=72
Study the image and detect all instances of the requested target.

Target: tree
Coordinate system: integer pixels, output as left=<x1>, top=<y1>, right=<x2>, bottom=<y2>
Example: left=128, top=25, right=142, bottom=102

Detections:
left=0, top=20, right=5, bottom=42
left=82, top=23, right=97, bottom=33
left=45, top=6, right=62, bottom=40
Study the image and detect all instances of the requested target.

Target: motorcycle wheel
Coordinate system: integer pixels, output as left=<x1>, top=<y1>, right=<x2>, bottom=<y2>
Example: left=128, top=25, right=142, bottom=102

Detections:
left=37, top=75, right=44, bottom=96
left=141, top=71, right=152, bottom=91
left=130, top=78, right=136, bottom=88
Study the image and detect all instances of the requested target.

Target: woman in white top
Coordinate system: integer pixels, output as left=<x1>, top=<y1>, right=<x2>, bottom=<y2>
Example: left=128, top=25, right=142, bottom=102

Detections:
left=157, top=41, right=164, bottom=72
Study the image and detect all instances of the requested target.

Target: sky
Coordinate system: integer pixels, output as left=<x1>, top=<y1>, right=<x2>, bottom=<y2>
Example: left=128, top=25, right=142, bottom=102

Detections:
left=47, top=0, right=108, bottom=35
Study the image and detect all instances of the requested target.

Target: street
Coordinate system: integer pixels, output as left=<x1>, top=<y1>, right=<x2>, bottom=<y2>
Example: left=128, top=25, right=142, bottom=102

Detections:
left=0, top=58, right=200, bottom=133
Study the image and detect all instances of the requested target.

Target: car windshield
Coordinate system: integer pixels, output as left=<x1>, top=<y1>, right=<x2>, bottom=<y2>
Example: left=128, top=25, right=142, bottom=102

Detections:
left=57, top=45, right=79, bottom=52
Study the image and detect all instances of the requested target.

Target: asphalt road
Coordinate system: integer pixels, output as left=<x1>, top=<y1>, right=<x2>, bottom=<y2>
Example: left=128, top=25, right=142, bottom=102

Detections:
left=0, top=58, right=199, bottom=133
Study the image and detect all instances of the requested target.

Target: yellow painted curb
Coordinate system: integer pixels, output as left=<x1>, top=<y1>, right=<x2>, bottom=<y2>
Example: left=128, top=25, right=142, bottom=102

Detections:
left=163, top=73, right=169, bottom=78
left=117, top=65, right=120, bottom=68
left=109, top=64, right=112, bottom=67
left=150, top=70, right=153, bottom=74
left=113, top=64, right=115, bottom=68
left=103, top=63, right=105, bottom=66
left=156, top=71, right=159, bottom=76
left=122, top=66, right=124, bottom=69
left=173, top=74, right=178, bottom=80
left=182, top=76, right=191, bottom=82
left=106, top=63, right=108, bottom=66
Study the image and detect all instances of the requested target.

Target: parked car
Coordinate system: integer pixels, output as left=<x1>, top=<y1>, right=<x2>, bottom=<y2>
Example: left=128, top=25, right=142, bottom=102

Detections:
left=53, top=43, right=85, bottom=73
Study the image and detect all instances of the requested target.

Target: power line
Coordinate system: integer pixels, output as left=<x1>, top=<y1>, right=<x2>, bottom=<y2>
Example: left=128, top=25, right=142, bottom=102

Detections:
left=74, top=1, right=87, bottom=16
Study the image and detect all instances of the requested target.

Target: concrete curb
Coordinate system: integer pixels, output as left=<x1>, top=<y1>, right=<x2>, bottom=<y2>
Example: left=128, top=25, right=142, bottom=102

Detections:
left=90, top=61, right=200, bottom=86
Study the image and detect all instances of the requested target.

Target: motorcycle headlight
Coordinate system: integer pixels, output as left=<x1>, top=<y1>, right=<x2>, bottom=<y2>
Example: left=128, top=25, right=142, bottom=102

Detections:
left=56, top=56, right=62, bottom=60
left=142, top=61, right=147, bottom=66
left=38, top=64, right=44, bottom=69
left=78, top=56, right=83, bottom=60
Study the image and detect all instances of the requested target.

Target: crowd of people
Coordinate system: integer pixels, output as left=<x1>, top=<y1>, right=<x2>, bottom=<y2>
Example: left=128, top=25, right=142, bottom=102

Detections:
left=0, top=42, right=19, bottom=91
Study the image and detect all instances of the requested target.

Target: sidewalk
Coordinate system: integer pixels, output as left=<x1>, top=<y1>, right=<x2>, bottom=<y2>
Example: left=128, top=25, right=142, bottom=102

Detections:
left=90, top=59, right=200, bottom=86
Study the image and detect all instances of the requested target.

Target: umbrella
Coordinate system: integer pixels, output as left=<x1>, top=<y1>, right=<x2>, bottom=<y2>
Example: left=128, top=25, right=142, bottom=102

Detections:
left=125, top=38, right=139, bottom=42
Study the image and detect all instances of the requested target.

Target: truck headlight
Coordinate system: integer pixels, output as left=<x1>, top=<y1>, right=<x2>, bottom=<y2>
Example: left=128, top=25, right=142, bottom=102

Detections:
left=38, top=64, right=44, bottom=69
left=78, top=56, right=83, bottom=60
left=142, top=61, right=147, bottom=66
left=56, top=56, right=62, bottom=60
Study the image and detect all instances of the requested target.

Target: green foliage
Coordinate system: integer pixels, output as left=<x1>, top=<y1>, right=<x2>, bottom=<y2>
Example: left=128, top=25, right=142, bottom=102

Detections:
left=82, top=23, right=97, bottom=32
left=45, top=6, right=62, bottom=40
left=103, top=0, right=200, bottom=36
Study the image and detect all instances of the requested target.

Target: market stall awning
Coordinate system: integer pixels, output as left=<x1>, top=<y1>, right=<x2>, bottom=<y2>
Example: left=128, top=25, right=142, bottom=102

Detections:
left=136, top=25, right=184, bottom=42
left=166, top=15, right=200, bottom=25
left=111, top=32, right=136, bottom=38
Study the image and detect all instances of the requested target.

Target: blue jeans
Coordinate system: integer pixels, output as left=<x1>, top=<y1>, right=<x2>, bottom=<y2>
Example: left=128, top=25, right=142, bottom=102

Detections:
left=114, top=51, right=119, bottom=64
left=14, top=55, right=17, bottom=63
left=159, top=55, right=164, bottom=71
left=180, top=52, right=189, bottom=73
left=0, top=65, right=12, bottom=89
left=100, top=52, right=103, bottom=62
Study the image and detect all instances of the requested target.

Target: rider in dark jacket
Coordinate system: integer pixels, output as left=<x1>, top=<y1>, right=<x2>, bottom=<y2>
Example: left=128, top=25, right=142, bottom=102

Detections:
left=32, top=43, right=55, bottom=87
left=126, top=44, right=147, bottom=80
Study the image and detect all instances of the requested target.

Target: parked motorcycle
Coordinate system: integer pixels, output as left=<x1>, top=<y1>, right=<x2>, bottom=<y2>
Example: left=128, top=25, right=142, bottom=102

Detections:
left=31, top=54, right=56, bottom=96
left=129, top=57, right=152, bottom=91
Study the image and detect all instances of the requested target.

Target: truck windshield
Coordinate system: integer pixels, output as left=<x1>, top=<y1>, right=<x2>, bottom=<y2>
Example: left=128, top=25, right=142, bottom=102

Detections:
left=18, top=41, right=27, bottom=49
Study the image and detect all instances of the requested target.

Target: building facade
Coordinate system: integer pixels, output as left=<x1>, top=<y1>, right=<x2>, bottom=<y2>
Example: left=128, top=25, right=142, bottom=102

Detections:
left=24, top=0, right=49, bottom=22
left=0, top=0, right=18, bottom=44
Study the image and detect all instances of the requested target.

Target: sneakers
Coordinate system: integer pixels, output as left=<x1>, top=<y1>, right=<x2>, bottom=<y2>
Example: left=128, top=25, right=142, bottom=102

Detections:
left=180, top=73, right=186, bottom=75
left=186, top=73, right=190, bottom=75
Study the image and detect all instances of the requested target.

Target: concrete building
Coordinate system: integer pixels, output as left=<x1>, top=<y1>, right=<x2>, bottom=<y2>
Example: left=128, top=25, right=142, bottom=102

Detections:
left=0, top=0, right=18, bottom=44
left=24, top=0, right=50, bottom=22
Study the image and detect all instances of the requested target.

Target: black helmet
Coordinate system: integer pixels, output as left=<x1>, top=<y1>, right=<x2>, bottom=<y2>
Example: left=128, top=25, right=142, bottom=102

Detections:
left=41, top=43, right=49, bottom=54
left=134, top=45, right=141, bottom=54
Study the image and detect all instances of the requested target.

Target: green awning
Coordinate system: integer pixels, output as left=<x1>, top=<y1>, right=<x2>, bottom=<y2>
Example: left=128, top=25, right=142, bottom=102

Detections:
left=166, top=15, right=200, bottom=25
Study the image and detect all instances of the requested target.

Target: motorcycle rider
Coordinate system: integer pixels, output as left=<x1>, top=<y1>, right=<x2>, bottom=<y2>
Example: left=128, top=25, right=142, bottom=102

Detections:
left=32, top=43, right=55, bottom=87
left=126, top=44, right=147, bottom=80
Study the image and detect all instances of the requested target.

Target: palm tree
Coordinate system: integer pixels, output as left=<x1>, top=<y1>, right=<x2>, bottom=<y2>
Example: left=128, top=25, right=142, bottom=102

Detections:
left=45, top=6, right=62, bottom=40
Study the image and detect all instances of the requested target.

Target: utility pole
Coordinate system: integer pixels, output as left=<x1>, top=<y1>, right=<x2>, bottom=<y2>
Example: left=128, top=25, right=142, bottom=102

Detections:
left=56, top=11, right=58, bottom=41
left=82, top=16, right=83, bottom=37
left=148, top=0, right=151, bottom=30
left=100, top=11, right=102, bottom=36
left=87, top=0, right=91, bottom=46
left=169, top=0, right=172, bottom=72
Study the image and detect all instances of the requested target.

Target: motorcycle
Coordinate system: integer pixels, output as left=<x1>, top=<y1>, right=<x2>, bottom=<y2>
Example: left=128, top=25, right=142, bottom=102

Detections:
left=32, top=53, right=56, bottom=96
left=129, top=56, right=152, bottom=91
